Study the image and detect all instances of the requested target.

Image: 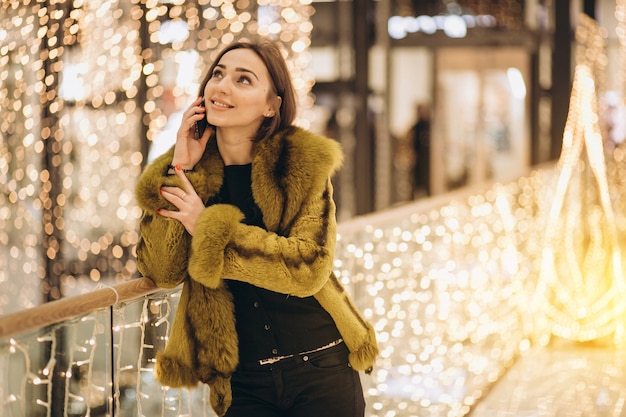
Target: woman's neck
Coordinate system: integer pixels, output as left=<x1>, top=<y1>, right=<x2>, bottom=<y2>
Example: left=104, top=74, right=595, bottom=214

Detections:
left=216, top=128, right=254, bottom=166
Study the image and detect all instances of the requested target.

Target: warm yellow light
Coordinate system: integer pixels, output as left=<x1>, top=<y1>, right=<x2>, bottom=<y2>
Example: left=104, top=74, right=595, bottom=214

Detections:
left=534, top=15, right=626, bottom=343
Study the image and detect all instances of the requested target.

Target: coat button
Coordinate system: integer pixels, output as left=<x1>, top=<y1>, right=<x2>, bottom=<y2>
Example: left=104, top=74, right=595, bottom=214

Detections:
left=253, top=301, right=260, bottom=308
left=272, top=349, right=278, bottom=355
left=264, top=324, right=270, bottom=331
left=302, top=355, right=309, bottom=361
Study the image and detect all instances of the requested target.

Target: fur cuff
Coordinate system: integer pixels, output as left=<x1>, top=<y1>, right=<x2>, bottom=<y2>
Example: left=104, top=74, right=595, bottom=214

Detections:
left=154, top=351, right=199, bottom=388
left=348, top=343, right=379, bottom=374
left=135, top=152, right=183, bottom=213
left=188, top=204, right=244, bottom=288
left=135, top=149, right=209, bottom=214
left=348, top=323, right=380, bottom=374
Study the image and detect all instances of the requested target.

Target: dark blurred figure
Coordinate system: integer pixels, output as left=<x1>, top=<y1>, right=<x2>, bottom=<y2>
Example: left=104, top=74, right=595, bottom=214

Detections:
left=408, top=103, right=431, bottom=198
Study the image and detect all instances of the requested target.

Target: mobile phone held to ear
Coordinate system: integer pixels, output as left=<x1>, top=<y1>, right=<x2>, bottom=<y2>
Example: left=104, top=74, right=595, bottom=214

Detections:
left=194, top=99, right=208, bottom=140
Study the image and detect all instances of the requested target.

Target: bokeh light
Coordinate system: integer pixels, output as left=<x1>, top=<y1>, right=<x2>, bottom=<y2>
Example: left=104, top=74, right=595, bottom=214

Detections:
left=0, top=0, right=314, bottom=313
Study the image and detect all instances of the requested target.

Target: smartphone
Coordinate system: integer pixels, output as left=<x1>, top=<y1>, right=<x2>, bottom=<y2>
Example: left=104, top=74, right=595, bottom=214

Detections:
left=194, top=99, right=208, bottom=140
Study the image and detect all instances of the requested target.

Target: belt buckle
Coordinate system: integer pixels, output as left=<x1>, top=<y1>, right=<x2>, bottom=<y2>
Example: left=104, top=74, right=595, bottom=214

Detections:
left=258, top=354, right=293, bottom=366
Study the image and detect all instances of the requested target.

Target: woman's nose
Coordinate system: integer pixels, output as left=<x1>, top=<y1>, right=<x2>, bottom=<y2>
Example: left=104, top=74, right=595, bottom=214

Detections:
left=216, top=76, right=231, bottom=94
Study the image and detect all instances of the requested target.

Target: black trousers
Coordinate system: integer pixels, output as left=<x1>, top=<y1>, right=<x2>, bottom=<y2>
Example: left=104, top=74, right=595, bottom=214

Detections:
left=223, top=343, right=366, bottom=417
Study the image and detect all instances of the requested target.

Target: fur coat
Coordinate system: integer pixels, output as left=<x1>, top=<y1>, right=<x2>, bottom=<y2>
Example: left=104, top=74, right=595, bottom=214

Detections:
left=134, top=126, right=379, bottom=416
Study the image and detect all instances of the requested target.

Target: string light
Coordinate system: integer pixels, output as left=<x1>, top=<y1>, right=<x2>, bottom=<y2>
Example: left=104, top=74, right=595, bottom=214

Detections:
left=3, top=2, right=626, bottom=417
left=0, top=0, right=314, bottom=314
left=334, top=174, right=542, bottom=415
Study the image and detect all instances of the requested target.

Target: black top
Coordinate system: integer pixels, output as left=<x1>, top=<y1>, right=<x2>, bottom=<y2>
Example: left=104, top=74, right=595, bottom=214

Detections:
left=213, top=164, right=341, bottom=365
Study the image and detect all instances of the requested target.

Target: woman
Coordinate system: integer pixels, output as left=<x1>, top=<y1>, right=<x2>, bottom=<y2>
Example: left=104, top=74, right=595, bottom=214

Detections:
left=135, top=37, right=378, bottom=417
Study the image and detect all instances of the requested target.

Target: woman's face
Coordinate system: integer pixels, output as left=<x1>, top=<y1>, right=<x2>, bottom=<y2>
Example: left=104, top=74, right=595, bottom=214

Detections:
left=203, top=48, right=276, bottom=137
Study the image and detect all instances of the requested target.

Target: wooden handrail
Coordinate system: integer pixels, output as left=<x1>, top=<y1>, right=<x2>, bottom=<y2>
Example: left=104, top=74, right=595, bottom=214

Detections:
left=0, top=277, right=161, bottom=340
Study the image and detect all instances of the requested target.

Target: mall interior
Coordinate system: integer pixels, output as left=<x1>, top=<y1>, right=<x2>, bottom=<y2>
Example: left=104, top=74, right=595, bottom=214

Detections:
left=3, top=0, right=626, bottom=416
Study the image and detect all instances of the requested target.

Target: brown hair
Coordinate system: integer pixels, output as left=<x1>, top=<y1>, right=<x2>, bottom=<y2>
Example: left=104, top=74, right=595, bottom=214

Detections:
left=198, top=38, right=297, bottom=142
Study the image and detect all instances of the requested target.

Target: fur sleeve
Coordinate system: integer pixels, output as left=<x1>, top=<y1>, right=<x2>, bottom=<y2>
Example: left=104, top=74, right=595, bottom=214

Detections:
left=135, top=142, right=225, bottom=288
left=136, top=212, right=190, bottom=288
left=188, top=180, right=337, bottom=297
left=134, top=149, right=194, bottom=288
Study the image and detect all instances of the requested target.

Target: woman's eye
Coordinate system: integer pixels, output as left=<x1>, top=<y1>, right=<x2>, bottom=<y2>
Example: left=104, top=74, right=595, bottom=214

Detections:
left=238, top=76, right=251, bottom=85
left=211, top=70, right=223, bottom=79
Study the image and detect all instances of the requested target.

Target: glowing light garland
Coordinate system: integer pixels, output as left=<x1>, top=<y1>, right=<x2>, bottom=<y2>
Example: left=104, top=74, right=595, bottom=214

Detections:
left=0, top=0, right=314, bottom=315
left=533, top=14, right=626, bottom=343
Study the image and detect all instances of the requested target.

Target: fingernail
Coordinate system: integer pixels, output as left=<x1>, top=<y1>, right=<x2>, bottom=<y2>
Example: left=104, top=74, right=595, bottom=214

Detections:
left=175, top=165, right=181, bottom=171
left=156, top=209, right=161, bottom=214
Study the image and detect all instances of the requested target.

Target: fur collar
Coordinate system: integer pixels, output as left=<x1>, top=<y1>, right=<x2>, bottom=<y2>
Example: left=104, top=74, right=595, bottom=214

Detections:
left=248, top=126, right=343, bottom=232
left=153, top=125, right=344, bottom=233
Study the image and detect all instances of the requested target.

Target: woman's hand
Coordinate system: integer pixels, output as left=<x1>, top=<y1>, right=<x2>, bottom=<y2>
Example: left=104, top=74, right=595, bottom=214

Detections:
left=158, top=166, right=205, bottom=235
left=172, top=97, right=212, bottom=169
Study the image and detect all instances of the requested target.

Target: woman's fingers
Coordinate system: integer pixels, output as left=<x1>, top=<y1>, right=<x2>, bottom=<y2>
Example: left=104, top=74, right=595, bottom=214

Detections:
left=188, top=97, right=205, bottom=121
left=158, top=168, right=204, bottom=235
left=178, top=97, right=207, bottom=140
left=160, top=168, right=194, bottom=202
left=160, top=185, right=186, bottom=203
left=173, top=165, right=197, bottom=195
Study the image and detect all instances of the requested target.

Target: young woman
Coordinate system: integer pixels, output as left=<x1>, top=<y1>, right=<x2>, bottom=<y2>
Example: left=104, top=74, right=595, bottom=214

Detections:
left=135, top=37, right=378, bottom=417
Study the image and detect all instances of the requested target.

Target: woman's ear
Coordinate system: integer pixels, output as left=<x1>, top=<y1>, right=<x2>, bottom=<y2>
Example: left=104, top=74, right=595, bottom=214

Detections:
left=265, top=96, right=282, bottom=118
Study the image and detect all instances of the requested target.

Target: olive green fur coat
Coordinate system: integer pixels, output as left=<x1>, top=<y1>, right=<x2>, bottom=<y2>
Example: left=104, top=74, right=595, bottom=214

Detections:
left=135, top=126, right=379, bottom=416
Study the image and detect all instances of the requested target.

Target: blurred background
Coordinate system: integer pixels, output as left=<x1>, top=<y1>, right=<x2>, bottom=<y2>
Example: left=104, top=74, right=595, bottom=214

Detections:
left=0, top=0, right=621, bottom=321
